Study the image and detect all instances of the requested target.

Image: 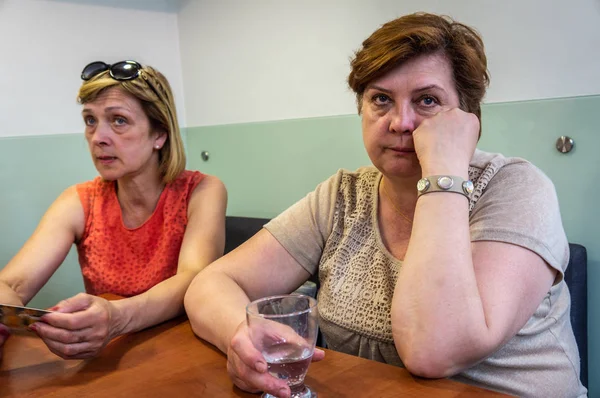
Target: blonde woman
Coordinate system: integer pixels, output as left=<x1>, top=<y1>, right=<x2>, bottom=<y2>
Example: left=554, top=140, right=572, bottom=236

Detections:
left=0, top=61, right=226, bottom=360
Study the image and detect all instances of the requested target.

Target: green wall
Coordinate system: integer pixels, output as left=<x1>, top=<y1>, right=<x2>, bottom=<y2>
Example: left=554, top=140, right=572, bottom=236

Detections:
left=0, top=134, right=96, bottom=307
left=187, top=116, right=369, bottom=218
left=186, top=95, right=600, bottom=396
left=0, top=96, right=597, bottom=395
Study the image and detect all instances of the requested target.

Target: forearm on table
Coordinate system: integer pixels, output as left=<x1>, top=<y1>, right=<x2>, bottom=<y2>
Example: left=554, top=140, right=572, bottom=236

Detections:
left=393, top=192, right=491, bottom=375
left=184, top=268, right=250, bottom=354
left=110, top=271, right=197, bottom=337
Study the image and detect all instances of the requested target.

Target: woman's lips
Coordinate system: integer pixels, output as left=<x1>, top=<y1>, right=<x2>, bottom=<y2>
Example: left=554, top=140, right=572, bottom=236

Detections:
left=389, top=147, right=415, bottom=153
left=97, top=156, right=117, bottom=164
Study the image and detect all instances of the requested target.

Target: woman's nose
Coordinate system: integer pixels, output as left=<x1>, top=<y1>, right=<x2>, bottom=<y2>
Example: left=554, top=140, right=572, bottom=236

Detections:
left=91, top=122, right=112, bottom=146
left=388, top=104, right=416, bottom=134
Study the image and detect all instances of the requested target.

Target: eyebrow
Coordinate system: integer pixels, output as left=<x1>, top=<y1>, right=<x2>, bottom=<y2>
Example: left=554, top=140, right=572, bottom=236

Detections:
left=81, top=106, right=131, bottom=114
left=365, top=84, right=393, bottom=94
left=365, top=84, right=448, bottom=95
left=413, top=84, right=448, bottom=95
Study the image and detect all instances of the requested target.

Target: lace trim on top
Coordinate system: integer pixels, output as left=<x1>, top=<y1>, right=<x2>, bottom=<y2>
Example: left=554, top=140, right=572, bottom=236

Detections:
left=317, top=163, right=495, bottom=342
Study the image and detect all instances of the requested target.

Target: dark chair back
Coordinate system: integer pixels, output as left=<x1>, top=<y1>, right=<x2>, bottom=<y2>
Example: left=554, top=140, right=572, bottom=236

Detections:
left=564, top=243, right=588, bottom=388
left=224, top=216, right=271, bottom=254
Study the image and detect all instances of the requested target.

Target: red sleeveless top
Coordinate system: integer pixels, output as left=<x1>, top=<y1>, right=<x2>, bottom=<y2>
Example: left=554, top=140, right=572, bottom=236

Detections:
left=75, top=170, right=205, bottom=297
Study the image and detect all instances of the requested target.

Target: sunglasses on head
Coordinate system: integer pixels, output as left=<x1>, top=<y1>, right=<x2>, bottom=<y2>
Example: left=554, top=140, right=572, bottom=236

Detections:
left=80, top=60, right=174, bottom=123
left=81, top=60, right=143, bottom=81
left=80, top=60, right=165, bottom=101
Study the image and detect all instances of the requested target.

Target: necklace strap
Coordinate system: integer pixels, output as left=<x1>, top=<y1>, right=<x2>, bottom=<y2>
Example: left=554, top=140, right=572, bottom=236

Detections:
left=381, top=179, right=413, bottom=225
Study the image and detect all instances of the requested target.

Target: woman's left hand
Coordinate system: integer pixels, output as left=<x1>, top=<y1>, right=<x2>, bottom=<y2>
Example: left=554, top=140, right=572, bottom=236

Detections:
left=412, top=108, right=480, bottom=177
left=31, top=293, right=121, bottom=359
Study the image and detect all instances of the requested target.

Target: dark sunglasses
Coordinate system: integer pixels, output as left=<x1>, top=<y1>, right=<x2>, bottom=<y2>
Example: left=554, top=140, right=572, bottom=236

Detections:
left=81, top=60, right=143, bottom=81
left=80, top=60, right=164, bottom=101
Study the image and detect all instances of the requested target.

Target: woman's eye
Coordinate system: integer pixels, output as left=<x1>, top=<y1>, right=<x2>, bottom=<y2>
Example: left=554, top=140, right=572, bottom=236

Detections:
left=419, top=95, right=438, bottom=107
left=114, top=117, right=127, bottom=126
left=372, top=94, right=391, bottom=106
left=84, top=116, right=96, bottom=126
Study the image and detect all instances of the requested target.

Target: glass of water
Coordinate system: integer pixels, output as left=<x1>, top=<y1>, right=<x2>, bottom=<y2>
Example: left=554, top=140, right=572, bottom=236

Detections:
left=246, top=294, right=319, bottom=398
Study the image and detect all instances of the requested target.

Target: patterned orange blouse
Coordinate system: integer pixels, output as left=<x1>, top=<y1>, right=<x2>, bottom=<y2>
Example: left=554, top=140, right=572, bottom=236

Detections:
left=75, top=170, right=205, bottom=297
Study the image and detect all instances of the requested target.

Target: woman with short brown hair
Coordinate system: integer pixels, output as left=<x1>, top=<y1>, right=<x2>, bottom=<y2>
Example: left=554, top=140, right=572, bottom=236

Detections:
left=186, top=13, right=586, bottom=397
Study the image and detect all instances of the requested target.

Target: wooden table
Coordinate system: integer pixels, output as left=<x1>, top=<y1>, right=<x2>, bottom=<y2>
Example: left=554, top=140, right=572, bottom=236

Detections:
left=1, top=317, right=508, bottom=397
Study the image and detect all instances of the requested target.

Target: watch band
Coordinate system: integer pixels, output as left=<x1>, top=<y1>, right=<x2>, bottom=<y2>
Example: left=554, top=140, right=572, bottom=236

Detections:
left=417, top=175, right=473, bottom=198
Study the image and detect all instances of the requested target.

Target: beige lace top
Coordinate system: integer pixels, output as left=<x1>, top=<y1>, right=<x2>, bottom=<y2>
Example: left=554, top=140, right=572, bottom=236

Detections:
left=265, top=149, right=586, bottom=397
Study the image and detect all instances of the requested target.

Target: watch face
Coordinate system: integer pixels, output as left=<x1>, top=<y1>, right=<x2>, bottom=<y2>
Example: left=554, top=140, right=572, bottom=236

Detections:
left=437, top=176, right=454, bottom=190
left=417, top=178, right=430, bottom=193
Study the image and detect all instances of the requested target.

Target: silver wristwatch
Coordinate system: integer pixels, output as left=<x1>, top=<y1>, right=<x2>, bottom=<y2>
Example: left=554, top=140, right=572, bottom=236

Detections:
left=417, top=175, right=474, bottom=198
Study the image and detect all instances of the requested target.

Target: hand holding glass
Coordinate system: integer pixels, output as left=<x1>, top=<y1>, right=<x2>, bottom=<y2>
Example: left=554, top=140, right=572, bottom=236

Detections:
left=246, top=294, right=319, bottom=398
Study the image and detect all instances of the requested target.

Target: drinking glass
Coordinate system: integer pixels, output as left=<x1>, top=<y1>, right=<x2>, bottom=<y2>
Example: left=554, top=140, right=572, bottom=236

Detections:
left=246, top=294, right=319, bottom=398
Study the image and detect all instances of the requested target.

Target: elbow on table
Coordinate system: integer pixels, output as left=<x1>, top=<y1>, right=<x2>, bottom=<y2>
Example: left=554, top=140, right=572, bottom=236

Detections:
left=394, top=325, right=492, bottom=379
left=398, top=339, right=476, bottom=379
left=402, top=352, right=458, bottom=379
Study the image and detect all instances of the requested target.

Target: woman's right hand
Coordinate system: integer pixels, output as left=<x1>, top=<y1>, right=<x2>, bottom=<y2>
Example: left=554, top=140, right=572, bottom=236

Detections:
left=0, top=324, right=10, bottom=361
left=412, top=107, right=479, bottom=178
left=226, top=321, right=325, bottom=398
left=227, top=321, right=291, bottom=397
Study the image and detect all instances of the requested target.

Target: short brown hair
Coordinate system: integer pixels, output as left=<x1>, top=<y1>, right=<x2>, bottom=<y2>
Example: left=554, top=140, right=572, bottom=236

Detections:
left=348, top=12, right=489, bottom=124
left=78, top=65, right=186, bottom=183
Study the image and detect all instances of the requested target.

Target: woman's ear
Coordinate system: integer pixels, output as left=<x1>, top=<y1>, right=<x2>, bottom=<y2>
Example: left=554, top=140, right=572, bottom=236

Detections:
left=154, top=131, right=168, bottom=149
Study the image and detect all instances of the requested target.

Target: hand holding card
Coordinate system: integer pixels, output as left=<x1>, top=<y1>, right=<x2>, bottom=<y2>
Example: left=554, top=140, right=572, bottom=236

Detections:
left=0, top=304, right=53, bottom=331
left=31, top=293, right=121, bottom=360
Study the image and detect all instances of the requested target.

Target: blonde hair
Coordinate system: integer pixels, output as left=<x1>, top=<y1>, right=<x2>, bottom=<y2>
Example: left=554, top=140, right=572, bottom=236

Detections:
left=78, top=65, right=186, bottom=183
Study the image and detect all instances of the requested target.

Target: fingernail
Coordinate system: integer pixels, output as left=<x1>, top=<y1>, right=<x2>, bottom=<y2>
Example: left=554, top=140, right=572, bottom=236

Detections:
left=255, top=361, right=267, bottom=373
left=278, top=387, right=290, bottom=398
left=48, top=306, right=59, bottom=311
left=28, top=324, right=37, bottom=332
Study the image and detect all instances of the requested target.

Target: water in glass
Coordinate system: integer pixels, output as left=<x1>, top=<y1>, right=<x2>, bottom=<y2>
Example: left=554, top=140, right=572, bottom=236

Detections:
left=247, top=294, right=318, bottom=398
